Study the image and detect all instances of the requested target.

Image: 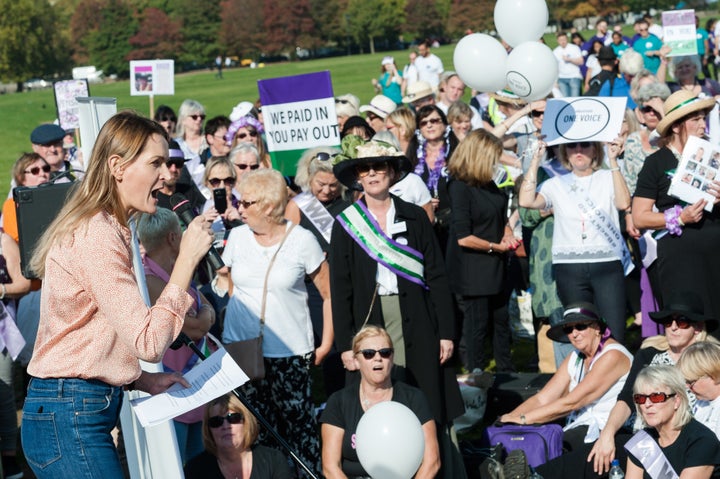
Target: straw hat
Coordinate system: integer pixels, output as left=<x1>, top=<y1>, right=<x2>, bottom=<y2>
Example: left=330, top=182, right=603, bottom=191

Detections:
left=655, top=90, right=716, bottom=136
left=402, top=81, right=434, bottom=104
left=489, top=89, right=527, bottom=106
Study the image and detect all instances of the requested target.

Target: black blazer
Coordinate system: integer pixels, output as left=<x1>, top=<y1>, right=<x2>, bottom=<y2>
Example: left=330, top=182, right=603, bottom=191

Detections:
left=446, top=178, right=508, bottom=296
left=329, top=195, right=464, bottom=423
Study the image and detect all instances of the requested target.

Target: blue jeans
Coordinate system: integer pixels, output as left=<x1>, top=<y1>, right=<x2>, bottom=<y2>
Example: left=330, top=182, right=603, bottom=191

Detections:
left=558, top=77, right=582, bottom=97
left=21, top=378, right=124, bottom=479
left=554, top=261, right=627, bottom=344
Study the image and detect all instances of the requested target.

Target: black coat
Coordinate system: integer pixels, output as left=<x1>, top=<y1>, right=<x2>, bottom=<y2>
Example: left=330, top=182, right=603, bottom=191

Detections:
left=329, top=195, right=464, bottom=424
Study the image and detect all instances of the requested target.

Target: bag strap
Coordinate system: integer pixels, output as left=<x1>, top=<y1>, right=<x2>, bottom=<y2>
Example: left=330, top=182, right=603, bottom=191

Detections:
left=362, top=283, right=380, bottom=328
left=259, top=222, right=296, bottom=336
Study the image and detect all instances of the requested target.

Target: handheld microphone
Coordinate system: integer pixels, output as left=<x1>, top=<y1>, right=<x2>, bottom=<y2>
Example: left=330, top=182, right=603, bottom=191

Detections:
left=169, top=193, right=225, bottom=272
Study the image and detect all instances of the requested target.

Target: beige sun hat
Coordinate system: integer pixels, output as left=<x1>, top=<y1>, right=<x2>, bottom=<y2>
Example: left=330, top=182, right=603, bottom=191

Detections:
left=656, top=90, right=716, bottom=136
left=489, top=89, right=527, bottom=106
left=359, top=95, right=398, bottom=119
left=402, top=81, right=434, bottom=104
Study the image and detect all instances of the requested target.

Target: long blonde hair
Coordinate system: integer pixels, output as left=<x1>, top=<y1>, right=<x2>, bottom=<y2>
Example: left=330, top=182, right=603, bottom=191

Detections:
left=448, top=129, right=502, bottom=185
left=29, top=111, right=168, bottom=277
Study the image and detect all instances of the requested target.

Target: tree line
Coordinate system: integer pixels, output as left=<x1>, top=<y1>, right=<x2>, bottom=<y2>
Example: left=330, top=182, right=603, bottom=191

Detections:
left=0, top=0, right=681, bottom=86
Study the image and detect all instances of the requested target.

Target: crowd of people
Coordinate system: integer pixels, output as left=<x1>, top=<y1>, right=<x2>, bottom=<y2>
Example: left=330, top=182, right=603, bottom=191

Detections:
left=3, top=21, right=720, bottom=479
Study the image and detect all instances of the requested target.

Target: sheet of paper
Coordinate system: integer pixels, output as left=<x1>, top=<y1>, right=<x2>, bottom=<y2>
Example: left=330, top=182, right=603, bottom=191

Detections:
left=668, top=135, right=716, bottom=212
left=130, top=348, right=249, bottom=428
left=541, top=97, right=627, bottom=146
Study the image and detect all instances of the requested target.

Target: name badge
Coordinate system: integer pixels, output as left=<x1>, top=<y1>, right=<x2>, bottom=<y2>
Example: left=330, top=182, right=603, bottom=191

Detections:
left=388, top=221, right=407, bottom=235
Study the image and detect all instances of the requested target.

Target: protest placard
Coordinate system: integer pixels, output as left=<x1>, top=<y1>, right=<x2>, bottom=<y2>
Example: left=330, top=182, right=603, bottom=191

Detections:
left=541, top=97, right=627, bottom=146
left=54, top=79, right=89, bottom=130
left=129, top=60, right=175, bottom=96
left=662, top=9, right=697, bottom=57
left=668, top=135, right=716, bottom=212
left=259, top=71, right=341, bottom=175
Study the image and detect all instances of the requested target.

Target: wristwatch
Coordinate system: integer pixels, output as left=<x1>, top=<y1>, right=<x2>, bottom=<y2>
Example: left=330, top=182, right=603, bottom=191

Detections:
left=488, top=243, right=494, bottom=254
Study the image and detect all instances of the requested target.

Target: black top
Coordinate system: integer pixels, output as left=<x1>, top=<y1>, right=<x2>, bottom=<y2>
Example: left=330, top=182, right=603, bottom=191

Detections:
left=184, top=444, right=293, bottom=479
left=617, top=347, right=664, bottom=410
left=628, top=419, right=720, bottom=479
left=298, top=195, right=351, bottom=254
left=157, top=168, right=207, bottom=214
left=446, top=178, right=508, bottom=296
left=319, top=381, right=434, bottom=477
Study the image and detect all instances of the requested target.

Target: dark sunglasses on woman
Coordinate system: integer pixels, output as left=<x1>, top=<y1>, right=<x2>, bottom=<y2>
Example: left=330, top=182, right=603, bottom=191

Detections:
left=658, top=316, right=692, bottom=329
left=189, top=114, right=206, bottom=121
left=208, top=412, right=244, bottom=428
left=208, top=177, right=237, bottom=188
left=357, top=348, right=394, bottom=360
left=565, top=141, right=592, bottom=149
left=419, top=117, right=443, bottom=128
left=356, top=161, right=389, bottom=177
left=24, top=164, right=52, bottom=175
left=562, top=322, right=593, bottom=335
left=236, top=131, right=258, bottom=140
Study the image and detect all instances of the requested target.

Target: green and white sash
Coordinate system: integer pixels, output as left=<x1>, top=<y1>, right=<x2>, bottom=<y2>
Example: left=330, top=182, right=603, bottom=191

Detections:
left=337, top=201, right=427, bottom=289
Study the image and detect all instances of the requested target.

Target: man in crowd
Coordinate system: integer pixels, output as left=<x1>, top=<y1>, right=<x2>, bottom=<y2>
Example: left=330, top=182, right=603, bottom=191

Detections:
left=435, top=72, right=483, bottom=129
left=553, top=32, right=584, bottom=97
left=582, top=19, right=611, bottom=56
left=157, top=140, right=206, bottom=212
left=414, top=41, right=444, bottom=90
left=632, top=19, right=664, bottom=74
left=30, top=124, right=75, bottom=181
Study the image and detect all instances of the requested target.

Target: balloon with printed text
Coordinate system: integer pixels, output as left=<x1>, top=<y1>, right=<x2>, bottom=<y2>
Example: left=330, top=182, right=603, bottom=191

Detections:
left=505, top=41, right=558, bottom=102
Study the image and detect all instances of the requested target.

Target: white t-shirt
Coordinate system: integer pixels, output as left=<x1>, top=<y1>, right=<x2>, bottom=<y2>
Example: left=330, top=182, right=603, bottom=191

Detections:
left=414, top=53, right=444, bottom=87
left=403, top=63, right=419, bottom=88
left=175, top=137, right=206, bottom=189
left=221, top=222, right=324, bottom=357
left=553, top=44, right=584, bottom=80
left=390, top=173, right=432, bottom=206
left=585, top=54, right=602, bottom=80
left=539, top=169, right=621, bottom=263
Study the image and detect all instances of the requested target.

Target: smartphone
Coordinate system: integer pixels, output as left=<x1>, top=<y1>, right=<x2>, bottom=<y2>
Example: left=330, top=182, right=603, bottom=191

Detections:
left=213, top=188, right=227, bottom=214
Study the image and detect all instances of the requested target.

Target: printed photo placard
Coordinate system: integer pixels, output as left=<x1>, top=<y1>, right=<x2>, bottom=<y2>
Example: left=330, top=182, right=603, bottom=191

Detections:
left=668, top=135, right=717, bottom=212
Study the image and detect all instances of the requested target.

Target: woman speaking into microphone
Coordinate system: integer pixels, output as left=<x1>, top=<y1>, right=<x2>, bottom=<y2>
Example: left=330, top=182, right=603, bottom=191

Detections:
left=20, top=112, right=214, bottom=478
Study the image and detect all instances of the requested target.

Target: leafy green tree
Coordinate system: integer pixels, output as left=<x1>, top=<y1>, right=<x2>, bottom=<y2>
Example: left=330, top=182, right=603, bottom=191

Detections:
left=0, top=0, right=70, bottom=87
left=85, top=0, right=137, bottom=77
left=263, top=0, right=317, bottom=55
left=220, top=0, right=264, bottom=59
left=344, top=0, right=406, bottom=54
left=405, top=0, right=446, bottom=40
left=174, top=0, right=221, bottom=65
left=446, top=0, right=494, bottom=37
left=127, top=7, right=182, bottom=60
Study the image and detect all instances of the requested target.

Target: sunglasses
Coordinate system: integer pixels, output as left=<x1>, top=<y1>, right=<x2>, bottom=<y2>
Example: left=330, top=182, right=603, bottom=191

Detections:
left=239, top=200, right=257, bottom=209
left=633, top=392, right=676, bottom=405
left=419, top=117, right=443, bottom=128
left=335, top=98, right=350, bottom=104
left=313, top=152, right=335, bottom=162
left=208, top=177, right=236, bottom=188
left=531, top=110, right=545, bottom=118
left=562, top=322, right=593, bottom=335
left=640, top=105, right=661, bottom=116
left=687, top=376, right=707, bottom=389
left=24, top=164, right=51, bottom=175
left=236, top=131, right=258, bottom=140
left=189, top=114, right=206, bottom=121
left=166, top=159, right=185, bottom=169
left=235, top=163, right=259, bottom=171
left=658, top=315, right=692, bottom=329
left=357, top=348, right=394, bottom=360
left=356, top=161, right=389, bottom=177
left=565, top=141, right=592, bottom=149
left=208, top=412, right=244, bottom=428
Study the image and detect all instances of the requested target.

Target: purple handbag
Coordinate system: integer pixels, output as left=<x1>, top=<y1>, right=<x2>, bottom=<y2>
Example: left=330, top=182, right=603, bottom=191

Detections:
left=484, top=423, right=563, bottom=468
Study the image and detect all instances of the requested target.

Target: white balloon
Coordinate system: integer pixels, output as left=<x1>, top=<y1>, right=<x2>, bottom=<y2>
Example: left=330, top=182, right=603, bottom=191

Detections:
left=453, top=33, right=508, bottom=93
left=494, top=0, right=549, bottom=47
left=356, top=402, right=425, bottom=479
left=506, top=41, right=558, bottom=102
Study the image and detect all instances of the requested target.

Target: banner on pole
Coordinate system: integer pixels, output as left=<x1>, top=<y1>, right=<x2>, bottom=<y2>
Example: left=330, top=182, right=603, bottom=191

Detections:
left=258, top=71, right=341, bottom=175
left=130, top=60, right=175, bottom=96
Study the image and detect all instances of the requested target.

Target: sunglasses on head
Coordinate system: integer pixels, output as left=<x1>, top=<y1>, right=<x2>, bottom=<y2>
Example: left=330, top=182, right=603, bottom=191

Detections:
left=419, top=117, right=443, bottom=128
left=208, top=412, right=244, bottom=428
left=189, top=114, right=206, bottom=121
left=239, top=199, right=257, bottom=209
left=24, top=164, right=51, bottom=175
left=356, top=161, right=389, bottom=177
left=658, top=315, right=692, bottom=329
left=314, top=152, right=335, bottom=162
left=236, top=131, right=258, bottom=140
left=562, top=322, right=593, bottom=335
left=335, top=98, right=350, bottom=104
left=166, top=159, right=185, bottom=169
left=235, top=163, right=259, bottom=171
left=633, top=392, right=676, bottom=405
left=208, top=177, right=236, bottom=188
left=565, top=141, right=592, bottom=149
left=357, top=348, right=394, bottom=360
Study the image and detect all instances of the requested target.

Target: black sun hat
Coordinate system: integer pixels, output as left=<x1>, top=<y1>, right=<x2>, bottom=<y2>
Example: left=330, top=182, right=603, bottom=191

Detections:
left=649, top=290, right=717, bottom=330
left=547, top=302, right=607, bottom=343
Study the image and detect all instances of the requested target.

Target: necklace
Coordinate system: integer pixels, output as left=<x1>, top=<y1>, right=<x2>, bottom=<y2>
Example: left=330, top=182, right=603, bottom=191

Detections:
left=360, top=383, right=393, bottom=409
